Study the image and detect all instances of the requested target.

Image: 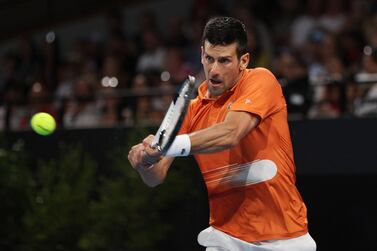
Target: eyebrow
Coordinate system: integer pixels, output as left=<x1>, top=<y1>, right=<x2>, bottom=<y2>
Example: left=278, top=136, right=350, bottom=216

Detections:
left=204, top=52, right=232, bottom=60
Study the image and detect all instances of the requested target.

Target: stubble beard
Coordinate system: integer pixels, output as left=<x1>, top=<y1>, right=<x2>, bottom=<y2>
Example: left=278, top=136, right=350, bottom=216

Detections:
left=208, top=84, right=225, bottom=97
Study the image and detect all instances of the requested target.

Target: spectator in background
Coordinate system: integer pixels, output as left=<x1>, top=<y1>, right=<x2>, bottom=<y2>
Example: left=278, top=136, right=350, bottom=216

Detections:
left=318, top=0, right=347, bottom=34
left=308, top=29, right=346, bottom=118
left=274, top=49, right=311, bottom=119
left=97, top=85, right=121, bottom=127
left=97, top=25, right=132, bottom=127
left=163, top=47, right=193, bottom=86
left=151, top=80, right=175, bottom=120
left=101, top=54, right=129, bottom=89
left=75, top=34, right=103, bottom=76
left=63, top=73, right=100, bottom=128
left=290, top=0, right=322, bottom=50
left=104, top=33, right=138, bottom=88
left=3, top=0, right=377, bottom=131
left=304, top=29, right=331, bottom=102
left=305, top=29, right=345, bottom=118
left=54, top=61, right=76, bottom=105
left=350, top=7, right=377, bottom=116
left=104, top=9, right=138, bottom=89
left=353, top=46, right=377, bottom=117
left=130, top=74, right=160, bottom=126
left=136, top=29, right=167, bottom=73
left=134, top=9, right=166, bottom=74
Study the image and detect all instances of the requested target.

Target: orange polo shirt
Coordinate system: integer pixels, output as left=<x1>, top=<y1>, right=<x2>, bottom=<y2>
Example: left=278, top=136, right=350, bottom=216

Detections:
left=179, top=68, right=308, bottom=242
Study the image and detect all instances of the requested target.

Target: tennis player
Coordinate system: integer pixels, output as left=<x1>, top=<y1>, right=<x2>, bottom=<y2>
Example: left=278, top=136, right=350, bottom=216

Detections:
left=128, top=16, right=316, bottom=251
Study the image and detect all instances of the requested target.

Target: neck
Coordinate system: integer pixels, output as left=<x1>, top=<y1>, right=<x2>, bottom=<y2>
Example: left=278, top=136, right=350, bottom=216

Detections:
left=206, top=70, right=245, bottom=99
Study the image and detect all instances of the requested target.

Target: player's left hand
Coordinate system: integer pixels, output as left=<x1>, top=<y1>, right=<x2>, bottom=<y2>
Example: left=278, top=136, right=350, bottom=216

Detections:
left=128, top=135, right=163, bottom=171
left=128, top=143, right=147, bottom=170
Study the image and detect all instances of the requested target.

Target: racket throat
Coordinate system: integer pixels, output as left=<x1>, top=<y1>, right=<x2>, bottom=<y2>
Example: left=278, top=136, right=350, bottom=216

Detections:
left=157, top=129, right=166, bottom=151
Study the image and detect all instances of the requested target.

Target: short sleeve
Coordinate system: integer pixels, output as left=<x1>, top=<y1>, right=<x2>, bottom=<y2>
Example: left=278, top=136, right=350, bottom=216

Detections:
left=230, top=68, right=285, bottom=120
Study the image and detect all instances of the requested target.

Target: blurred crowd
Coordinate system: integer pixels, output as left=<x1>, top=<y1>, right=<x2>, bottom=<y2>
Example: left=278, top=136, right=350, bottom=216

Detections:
left=1, top=0, right=377, bottom=131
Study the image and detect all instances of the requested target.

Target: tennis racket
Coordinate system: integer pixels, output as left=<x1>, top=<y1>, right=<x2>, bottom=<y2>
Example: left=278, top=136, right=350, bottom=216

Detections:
left=151, top=75, right=196, bottom=155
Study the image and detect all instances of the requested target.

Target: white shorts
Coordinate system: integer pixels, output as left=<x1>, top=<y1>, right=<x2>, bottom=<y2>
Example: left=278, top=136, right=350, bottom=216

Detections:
left=198, top=226, right=316, bottom=251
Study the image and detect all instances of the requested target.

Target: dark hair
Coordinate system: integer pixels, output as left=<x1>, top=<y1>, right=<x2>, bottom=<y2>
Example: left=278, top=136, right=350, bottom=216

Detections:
left=202, top=16, right=248, bottom=58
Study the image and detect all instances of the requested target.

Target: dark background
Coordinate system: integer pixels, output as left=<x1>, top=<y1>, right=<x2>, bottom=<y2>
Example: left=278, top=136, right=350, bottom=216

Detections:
left=4, top=118, right=377, bottom=251
left=1, top=0, right=377, bottom=250
left=0, top=0, right=146, bottom=42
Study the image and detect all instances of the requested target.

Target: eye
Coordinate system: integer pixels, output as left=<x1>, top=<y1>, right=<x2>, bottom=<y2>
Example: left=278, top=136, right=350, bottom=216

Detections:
left=205, top=55, right=214, bottom=63
left=219, top=58, right=230, bottom=64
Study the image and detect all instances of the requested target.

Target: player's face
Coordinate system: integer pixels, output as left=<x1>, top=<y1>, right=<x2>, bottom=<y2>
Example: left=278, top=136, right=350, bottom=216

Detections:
left=201, top=40, right=249, bottom=98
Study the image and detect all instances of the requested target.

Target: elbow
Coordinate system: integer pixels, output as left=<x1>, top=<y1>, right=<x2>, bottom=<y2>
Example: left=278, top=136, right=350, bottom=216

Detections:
left=145, top=179, right=164, bottom=188
left=140, top=162, right=170, bottom=188
left=224, top=136, right=240, bottom=148
left=142, top=175, right=165, bottom=188
left=222, top=125, right=242, bottom=148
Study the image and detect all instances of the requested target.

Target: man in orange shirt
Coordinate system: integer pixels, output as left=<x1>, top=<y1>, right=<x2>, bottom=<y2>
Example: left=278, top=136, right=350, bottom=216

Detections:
left=128, top=16, right=316, bottom=251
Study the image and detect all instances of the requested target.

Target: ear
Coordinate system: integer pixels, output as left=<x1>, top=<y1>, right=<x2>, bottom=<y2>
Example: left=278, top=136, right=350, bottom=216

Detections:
left=201, top=46, right=205, bottom=65
left=239, top=53, right=250, bottom=70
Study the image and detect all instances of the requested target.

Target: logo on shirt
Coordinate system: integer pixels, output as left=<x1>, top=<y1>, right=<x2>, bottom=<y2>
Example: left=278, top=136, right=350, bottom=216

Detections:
left=203, top=159, right=278, bottom=195
left=227, top=102, right=233, bottom=109
left=245, top=99, right=252, bottom=104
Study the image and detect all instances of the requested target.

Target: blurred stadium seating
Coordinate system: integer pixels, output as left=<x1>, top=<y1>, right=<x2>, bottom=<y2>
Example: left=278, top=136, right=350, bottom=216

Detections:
left=1, top=0, right=377, bottom=131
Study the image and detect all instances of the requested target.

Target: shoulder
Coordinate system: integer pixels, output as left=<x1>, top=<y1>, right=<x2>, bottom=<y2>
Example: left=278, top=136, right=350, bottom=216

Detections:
left=241, top=68, right=280, bottom=89
left=248, top=67, right=277, bottom=80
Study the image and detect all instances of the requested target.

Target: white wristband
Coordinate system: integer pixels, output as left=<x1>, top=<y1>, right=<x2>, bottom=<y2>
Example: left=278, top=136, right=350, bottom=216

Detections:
left=165, top=134, right=191, bottom=157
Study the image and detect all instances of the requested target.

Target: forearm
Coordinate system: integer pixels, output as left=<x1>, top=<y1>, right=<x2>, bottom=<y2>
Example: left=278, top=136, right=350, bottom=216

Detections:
left=128, top=139, right=174, bottom=187
left=189, top=121, right=239, bottom=154
left=188, top=111, right=259, bottom=154
left=136, top=156, right=174, bottom=187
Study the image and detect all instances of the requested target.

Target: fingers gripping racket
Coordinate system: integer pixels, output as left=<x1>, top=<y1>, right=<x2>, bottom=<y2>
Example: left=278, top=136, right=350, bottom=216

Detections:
left=151, top=75, right=196, bottom=155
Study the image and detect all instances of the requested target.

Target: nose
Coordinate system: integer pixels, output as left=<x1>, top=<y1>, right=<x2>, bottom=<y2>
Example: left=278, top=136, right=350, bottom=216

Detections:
left=209, top=61, right=220, bottom=76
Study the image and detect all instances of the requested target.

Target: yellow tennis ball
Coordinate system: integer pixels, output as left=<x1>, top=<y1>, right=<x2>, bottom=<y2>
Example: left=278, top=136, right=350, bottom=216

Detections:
left=30, top=112, right=56, bottom=136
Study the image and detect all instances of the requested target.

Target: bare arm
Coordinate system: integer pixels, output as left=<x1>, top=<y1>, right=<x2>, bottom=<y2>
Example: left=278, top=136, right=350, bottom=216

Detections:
left=128, top=111, right=259, bottom=187
left=137, top=157, right=174, bottom=188
left=128, top=137, right=174, bottom=187
left=189, top=111, right=260, bottom=153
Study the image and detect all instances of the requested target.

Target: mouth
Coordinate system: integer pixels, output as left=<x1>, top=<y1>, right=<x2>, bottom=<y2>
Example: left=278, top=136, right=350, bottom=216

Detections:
left=209, top=78, right=223, bottom=86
